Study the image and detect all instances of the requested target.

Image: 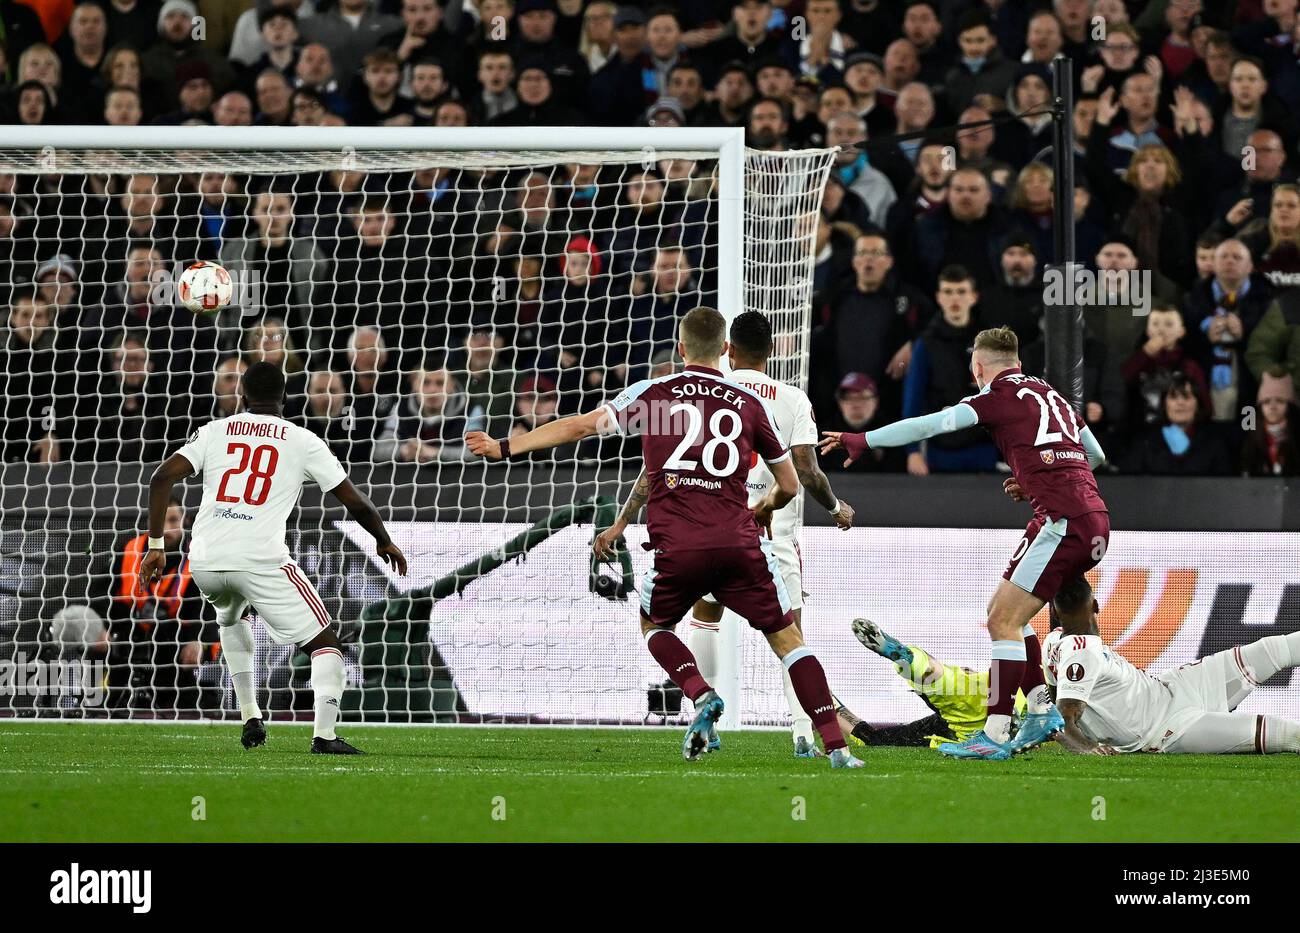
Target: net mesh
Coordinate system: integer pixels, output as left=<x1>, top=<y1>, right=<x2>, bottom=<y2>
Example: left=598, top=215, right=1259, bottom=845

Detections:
left=0, top=140, right=838, bottom=724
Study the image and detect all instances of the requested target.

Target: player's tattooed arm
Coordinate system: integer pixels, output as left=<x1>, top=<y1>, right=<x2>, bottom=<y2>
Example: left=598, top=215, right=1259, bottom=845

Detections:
left=791, top=445, right=852, bottom=528
left=1056, top=699, right=1116, bottom=755
left=594, top=469, right=649, bottom=560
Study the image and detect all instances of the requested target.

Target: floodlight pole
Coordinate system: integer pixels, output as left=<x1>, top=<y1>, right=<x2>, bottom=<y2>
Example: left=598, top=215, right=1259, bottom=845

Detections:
left=1046, top=54, right=1084, bottom=412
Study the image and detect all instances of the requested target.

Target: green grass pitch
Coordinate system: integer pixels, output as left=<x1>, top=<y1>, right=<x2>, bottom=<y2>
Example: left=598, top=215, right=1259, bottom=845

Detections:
left=1, top=722, right=1296, bottom=842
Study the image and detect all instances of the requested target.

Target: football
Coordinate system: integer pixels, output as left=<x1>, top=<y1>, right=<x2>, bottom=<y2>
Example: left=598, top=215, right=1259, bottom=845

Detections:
left=177, top=260, right=233, bottom=313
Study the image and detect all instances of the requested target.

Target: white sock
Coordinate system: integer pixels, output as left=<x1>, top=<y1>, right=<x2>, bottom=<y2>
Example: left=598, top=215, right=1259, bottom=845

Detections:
left=310, top=648, right=345, bottom=740
left=985, top=713, right=1012, bottom=744
left=687, top=616, right=720, bottom=685
left=1263, top=716, right=1300, bottom=753
left=782, top=665, right=814, bottom=744
left=220, top=621, right=262, bottom=721
left=1025, top=684, right=1052, bottom=714
left=1240, top=632, right=1300, bottom=683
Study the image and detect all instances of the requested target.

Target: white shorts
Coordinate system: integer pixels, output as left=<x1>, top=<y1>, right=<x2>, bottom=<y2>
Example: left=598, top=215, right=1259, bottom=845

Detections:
left=1152, top=649, right=1238, bottom=751
left=703, top=535, right=804, bottom=611
left=192, top=561, right=333, bottom=647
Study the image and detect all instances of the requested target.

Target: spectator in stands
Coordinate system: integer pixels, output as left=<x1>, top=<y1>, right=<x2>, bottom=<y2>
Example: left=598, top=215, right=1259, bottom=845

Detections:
left=819, top=372, right=903, bottom=473
left=1121, top=303, right=1211, bottom=435
left=542, top=233, right=617, bottom=411
left=1023, top=10, right=1063, bottom=70
left=901, top=265, right=995, bottom=475
left=627, top=244, right=712, bottom=373
left=73, top=329, right=169, bottom=464
left=155, top=59, right=215, bottom=124
left=1212, top=129, right=1292, bottom=231
left=212, top=90, right=253, bottom=126
left=243, top=7, right=302, bottom=90
left=100, top=0, right=158, bottom=55
left=228, top=0, right=308, bottom=68
left=952, top=104, right=1012, bottom=188
left=890, top=82, right=937, bottom=164
left=604, top=167, right=706, bottom=277
left=377, top=364, right=484, bottom=462
left=579, top=0, right=617, bottom=73
left=1214, top=183, right=1300, bottom=295
left=506, top=0, right=588, bottom=109
left=881, top=39, right=920, bottom=99
left=470, top=48, right=517, bottom=123
left=222, top=187, right=323, bottom=352
left=1211, top=56, right=1298, bottom=164
left=343, top=324, right=401, bottom=462
left=254, top=68, right=293, bottom=124
left=1122, top=375, right=1234, bottom=476
left=792, top=0, right=848, bottom=83
left=825, top=110, right=897, bottom=228
left=902, top=0, right=949, bottom=86
left=435, top=97, right=468, bottom=125
left=491, top=59, right=581, bottom=125
left=57, top=2, right=108, bottom=111
left=10, top=79, right=53, bottom=124
left=809, top=212, right=856, bottom=324
left=585, top=5, right=651, bottom=126
left=944, top=9, right=1015, bottom=116
left=143, top=0, right=234, bottom=112
left=1090, top=73, right=1172, bottom=177
left=349, top=46, right=412, bottom=125
left=460, top=326, right=515, bottom=439
left=912, top=166, right=1013, bottom=293
left=16, top=43, right=61, bottom=110
left=1242, top=368, right=1300, bottom=476
left=979, top=233, right=1043, bottom=347
left=0, top=0, right=45, bottom=67
left=697, top=60, right=752, bottom=128
left=840, top=51, right=894, bottom=139
left=1, top=289, right=58, bottom=464
left=93, top=45, right=160, bottom=123
left=704, top=0, right=788, bottom=78
left=301, top=0, right=400, bottom=98
left=243, top=317, right=308, bottom=415
left=747, top=96, right=789, bottom=150
left=407, top=55, right=450, bottom=124
left=1184, top=237, right=1274, bottom=424
left=293, top=43, right=347, bottom=117
left=95, top=494, right=213, bottom=712
left=103, top=84, right=142, bottom=124
left=509, top=373, right=560, bottom=445
left=813, top=231, right=930, bottom=422
left=301, top=368, right=352, bottom=461
left=1082, top=235, right=1174, bottom=368
left=201, top=355, right=248, bottom=422
left=1079, top=22, right=1142, bottom=99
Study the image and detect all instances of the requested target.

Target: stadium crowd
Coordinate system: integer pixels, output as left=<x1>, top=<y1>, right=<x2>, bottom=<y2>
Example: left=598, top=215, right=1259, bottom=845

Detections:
left=3, top=0, right=1300, bottom=477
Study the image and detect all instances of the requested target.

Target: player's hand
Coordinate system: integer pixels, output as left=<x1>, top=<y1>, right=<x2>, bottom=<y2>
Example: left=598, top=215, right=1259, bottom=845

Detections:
left=831, top=498, right=854, bottom=529
left=752, top=500, right=776, bottom=536
left=137, top=548, right=165, bottom=592
left=819, top=431, right=868, bottom=465
left=906, top=451, right=929, bottom=476
left=377, top=542, right=408, bottom=576
left=465, top=431, right=502, bottom=460
left=593, top=526, right=623, bottom=561
left=1090, top=744, right=1119, bottom=756
left=1002, top=476, right=1026, bottom=502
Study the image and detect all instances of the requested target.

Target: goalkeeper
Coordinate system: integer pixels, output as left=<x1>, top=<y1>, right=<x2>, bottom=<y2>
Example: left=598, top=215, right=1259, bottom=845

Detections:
left=835, top=618, right=1027, bottom=749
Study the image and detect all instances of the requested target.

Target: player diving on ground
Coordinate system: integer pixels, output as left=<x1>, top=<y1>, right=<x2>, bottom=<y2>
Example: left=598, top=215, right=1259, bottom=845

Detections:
left=141, top=361, right=408, bottom=754
left=1047, top=575, right=1300, bottom=755
left=468, top=306, right=864, bottom=767
left=821, top=326, right=1110, bottom=760
left=594, top=310, right=855, bottom=759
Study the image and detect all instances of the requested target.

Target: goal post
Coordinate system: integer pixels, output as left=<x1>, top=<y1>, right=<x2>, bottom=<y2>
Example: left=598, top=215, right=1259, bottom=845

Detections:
left=0, top=126, right=835, bottom=729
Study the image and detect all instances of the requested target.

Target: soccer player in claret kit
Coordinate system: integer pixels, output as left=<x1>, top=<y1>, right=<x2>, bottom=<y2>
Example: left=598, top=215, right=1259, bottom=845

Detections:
left=139, top=362, right=408, bottom=754
left=822, top=326, right=1110, bottom=759
left=467, top=307, right=864, bottom=767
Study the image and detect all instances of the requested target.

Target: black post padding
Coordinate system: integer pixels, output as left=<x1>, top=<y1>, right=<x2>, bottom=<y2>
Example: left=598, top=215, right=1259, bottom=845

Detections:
left=1045, top=54, right=1084, bottom=412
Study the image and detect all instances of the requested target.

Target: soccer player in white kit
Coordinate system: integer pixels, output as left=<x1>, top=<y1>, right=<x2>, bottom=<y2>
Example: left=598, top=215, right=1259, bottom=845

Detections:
left=594, top=311, right=855, bottom=756
left=139, top=362, right=408, bottom=754
left=1045, top=576, right=1300, bottom=755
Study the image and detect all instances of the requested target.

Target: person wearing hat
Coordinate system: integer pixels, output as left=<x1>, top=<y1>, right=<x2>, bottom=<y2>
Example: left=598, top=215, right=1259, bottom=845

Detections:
left=142, top=0, right=234, bottom=110
left=586, top=5, right=654, bottom=126
left=33, top=254, right=81, bottom=325
left=702, top=0, right=792, bottom=81
left=645, top=95, right=685, bottom=126
left=819, top=372, right=902, bottom=472
left=490, top=57, right=582, bottom=125
left=151, top=57, right=215, bottom=124
left=841, top=49, right=895, bottom=140
left=509, top=0, right=591, bottom=110
left=978, top=233, right=1043, bottom=348
left=228, top=0, right=314, bottom=69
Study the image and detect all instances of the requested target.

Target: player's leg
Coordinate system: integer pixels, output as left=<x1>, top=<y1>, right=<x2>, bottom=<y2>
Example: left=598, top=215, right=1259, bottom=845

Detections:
left=773, top=539, right=816, bottom=756
left=686, top=596, right=722, bottom=684
left=191, top=568, right=264, bottom=748
left=252, top=562, right=360, bottom=754
left=763, top=625, right=861, bottom=767
left=638, top=552, right=720, bottom=760
left=1228, top=631, right=1300, bottom=708
left=1162, top=712, right=1300, bottom=754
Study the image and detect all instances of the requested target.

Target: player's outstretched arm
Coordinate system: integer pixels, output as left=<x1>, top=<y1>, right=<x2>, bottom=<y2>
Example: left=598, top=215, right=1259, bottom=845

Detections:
left=594, top=468, right=649, bottom=561
left=1056, top=699, right=1117, bottom=755
left=819, top=404, right=979, bottom=465
left=466, top=408, right=609, bottom=461
left=139, top=454, right=196, bottom=589
left=1080, top=426, right=1107, bottom=471
left=791, top=444, right=853, bottom=529
left=330, top=478, right=407, bottom=575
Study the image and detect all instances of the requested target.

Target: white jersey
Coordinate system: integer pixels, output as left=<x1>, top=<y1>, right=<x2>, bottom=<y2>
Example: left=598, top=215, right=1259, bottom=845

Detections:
left=1044, top=630, right=1175, bottom=753
left=175, top=413, right=348, bottom=572
left=731, top=369, right=818, bottom=542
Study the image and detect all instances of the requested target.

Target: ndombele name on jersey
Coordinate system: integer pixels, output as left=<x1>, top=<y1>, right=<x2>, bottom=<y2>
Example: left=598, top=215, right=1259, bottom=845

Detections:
left=225, top=420, right=289, bottom=440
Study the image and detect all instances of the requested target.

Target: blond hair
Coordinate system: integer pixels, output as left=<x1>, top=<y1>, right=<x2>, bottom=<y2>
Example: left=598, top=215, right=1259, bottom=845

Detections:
left=973, top=326, right=1019, bottom=365
left=679, top=306, right=726, bottom=361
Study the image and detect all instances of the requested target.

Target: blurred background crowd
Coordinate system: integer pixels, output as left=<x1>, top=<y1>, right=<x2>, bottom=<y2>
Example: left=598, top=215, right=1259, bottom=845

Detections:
left=3, top=0, right=1300, bottom=478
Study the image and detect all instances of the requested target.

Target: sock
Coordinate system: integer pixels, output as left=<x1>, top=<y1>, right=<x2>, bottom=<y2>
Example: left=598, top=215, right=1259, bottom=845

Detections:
left=686, top=616, right=720, bottom=684
left=987, top=639, right=1026, bottom=743
left=1239, top=632, right=1300, bottom=683
left=1261, top=716, right=1300, bottom=753
left=1020, top=624, right=1050, bottom=713
left=782, top=665, right=815, bottom=745
left=782, top=647, right=845, bottom=751
left=220, top=621, right=262, bottom=721
left=645, top=628, right=710, bottom=701
left=310, top=647, right=345, bottom=740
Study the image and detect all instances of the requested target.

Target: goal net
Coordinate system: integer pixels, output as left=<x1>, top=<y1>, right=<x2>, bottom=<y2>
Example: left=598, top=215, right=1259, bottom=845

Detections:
left=0, top=127, right=835, bottom=727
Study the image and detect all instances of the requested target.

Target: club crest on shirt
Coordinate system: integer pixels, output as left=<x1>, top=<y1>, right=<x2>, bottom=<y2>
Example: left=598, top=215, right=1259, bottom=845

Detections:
left=664, top=473, right=679, bottom=489
left=1040, top=449, right=1056, bottom=465
left=1066, top=662, right=1085, bottom=682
